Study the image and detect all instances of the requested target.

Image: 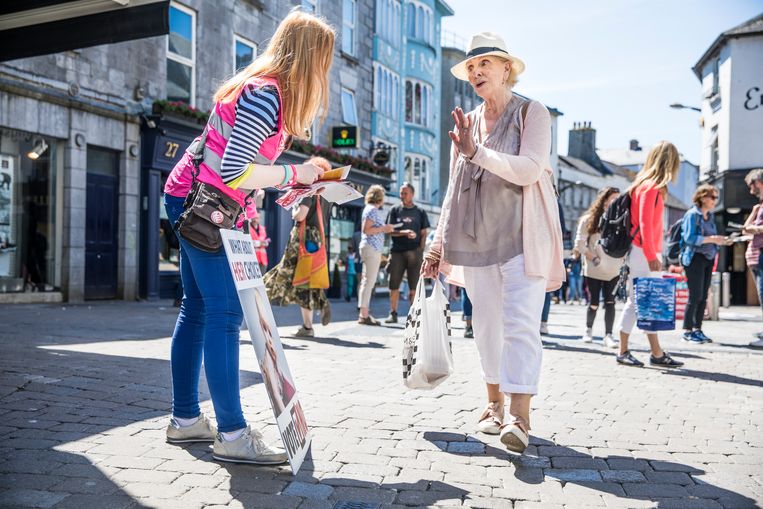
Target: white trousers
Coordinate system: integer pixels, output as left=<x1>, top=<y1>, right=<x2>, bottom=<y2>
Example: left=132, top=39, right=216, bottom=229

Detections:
left=358, top=245, right=382, bottom=309
left=616, top=246, right=662, bottom=334
left=463, top=255, right=547, bottom=395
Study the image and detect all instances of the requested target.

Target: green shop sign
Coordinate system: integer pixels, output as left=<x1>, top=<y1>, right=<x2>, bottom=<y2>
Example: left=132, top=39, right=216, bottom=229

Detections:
left=331, top=125, right=358, bottom=148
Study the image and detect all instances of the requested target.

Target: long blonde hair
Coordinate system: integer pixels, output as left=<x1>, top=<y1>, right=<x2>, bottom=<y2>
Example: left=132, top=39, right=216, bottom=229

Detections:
left=213, top=10, right=335, bottom=139
left=628, top=140, right=680, bottom=194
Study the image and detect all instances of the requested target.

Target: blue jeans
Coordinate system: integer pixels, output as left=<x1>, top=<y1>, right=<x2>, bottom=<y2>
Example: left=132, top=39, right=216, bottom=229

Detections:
left=462, top=288, right=472, bottom=320
left=541, top=292, right=552, bottom=322
left=164, top=194, right=246, bottom=432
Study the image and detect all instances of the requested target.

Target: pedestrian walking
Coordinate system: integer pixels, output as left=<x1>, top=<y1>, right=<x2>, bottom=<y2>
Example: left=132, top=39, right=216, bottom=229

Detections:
left=162, top=10, right=334, bottom=464
left=615, top=141, right=684, bottom=367
left=680, top=184, right=729, bottom=344
left=265, top=182, right=333, bottom=338
left=384, top=182, right=430, bottom=324
left=567, top=256, right=583, bottom=304
left=358, top=185, right=395, bottom=325
left=573, top=187, right=622, bottom=348
left=742, top=169, right=763, bottom=349
left=462, top=288, right=474, bottom=338
left=344, top=245, right=358, bottom=302
left=422, top=32, right=564, bottom=454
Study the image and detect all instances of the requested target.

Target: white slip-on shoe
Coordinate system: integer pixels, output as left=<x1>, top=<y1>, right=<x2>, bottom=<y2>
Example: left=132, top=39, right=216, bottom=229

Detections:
left=166, top=413, right=217, bottom=444
left=603, top=334, right=619, bottom=349
left=499, top=417, right=530, bottom=454
left=582, top=328, right=594, bottom=343
left=212, top=426, right=288, bottom=465
left=476, top=401, right=503, bottom=435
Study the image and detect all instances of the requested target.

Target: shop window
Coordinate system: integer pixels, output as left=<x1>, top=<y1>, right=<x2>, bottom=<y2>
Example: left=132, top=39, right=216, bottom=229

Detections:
left=167, top=3, right=196, bottom=105
left=0, top=130, right=60, bottom=293
left=234, top=35, right=256, bottom=73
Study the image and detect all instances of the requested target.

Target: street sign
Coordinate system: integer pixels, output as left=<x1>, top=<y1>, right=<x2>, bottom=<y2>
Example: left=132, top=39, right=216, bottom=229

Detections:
left=331, top=125, right=358, bottom=148
left=221, top=229, right=311, bottom=474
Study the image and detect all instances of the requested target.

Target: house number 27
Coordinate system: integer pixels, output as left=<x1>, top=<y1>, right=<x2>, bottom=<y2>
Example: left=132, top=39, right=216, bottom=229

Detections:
left=164, top=141, right=180, bottom=158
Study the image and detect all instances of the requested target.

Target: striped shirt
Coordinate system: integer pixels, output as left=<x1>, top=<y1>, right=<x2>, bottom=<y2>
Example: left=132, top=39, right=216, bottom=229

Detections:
left=220, top=85, right=280, bottom=184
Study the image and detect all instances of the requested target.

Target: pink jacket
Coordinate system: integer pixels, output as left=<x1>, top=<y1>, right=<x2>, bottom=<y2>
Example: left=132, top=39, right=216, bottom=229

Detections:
left=432, top=100, right=565, bottom=292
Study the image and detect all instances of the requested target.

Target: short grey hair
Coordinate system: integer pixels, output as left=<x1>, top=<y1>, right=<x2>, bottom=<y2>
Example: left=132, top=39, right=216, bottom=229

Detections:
left=745, top=169, right=763, bottom=186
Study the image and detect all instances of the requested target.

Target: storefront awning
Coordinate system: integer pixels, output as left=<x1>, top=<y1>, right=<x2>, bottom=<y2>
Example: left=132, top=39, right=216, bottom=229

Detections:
left=0, top=0, right=169, bottom=62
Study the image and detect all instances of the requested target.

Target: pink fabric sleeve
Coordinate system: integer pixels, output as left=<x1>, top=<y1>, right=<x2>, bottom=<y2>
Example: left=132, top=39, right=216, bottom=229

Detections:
left=469, top=101, right=551, bottom=186
left=638, top=186, right=660, bottom=262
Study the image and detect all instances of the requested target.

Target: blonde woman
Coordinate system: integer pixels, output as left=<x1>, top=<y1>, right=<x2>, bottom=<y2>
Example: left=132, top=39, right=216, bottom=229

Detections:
left=615, top=141, right=683, bottom=368
left=163, top=10, right=334, bottom=464
left=423, top=32, right=564, bottom=454
left=358, top=185, right=395, bottom=325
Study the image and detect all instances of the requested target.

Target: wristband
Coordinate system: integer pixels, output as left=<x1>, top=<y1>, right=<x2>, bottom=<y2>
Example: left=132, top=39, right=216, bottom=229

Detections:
left=287, top=164, right=298, bottom=187
left=277, top=164, right=292, bottom=188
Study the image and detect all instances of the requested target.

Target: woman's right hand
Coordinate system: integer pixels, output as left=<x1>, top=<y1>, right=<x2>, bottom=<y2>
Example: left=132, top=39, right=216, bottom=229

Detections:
left=294, top=163, right=323, bottom=185
left=421, top=256, right=440, bottom=278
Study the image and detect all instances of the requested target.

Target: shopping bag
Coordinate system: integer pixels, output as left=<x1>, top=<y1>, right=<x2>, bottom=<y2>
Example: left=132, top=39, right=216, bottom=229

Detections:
left=292, top=201, right=329, bottom=289
left=634, top=276, right=676, bottom=331
left=402, top=278, right=454, bottom=389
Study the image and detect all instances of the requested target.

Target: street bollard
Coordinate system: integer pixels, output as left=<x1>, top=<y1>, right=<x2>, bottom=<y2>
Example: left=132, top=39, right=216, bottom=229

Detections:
left=722, top=272, right=731, bottom=308
left=710, top=272, right=721, bottom=320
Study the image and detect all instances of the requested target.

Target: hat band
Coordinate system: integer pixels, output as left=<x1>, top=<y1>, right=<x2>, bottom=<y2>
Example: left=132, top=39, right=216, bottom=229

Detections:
left=465, top=46, right=509, bottom=59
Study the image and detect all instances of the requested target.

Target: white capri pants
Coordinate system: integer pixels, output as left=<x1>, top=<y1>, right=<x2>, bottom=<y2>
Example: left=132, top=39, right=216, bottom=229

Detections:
left=358, top=244, right=382, bottom=309
left=463, top=254, right=547, bottom=395
left=616, top=246, right=662, bottom=335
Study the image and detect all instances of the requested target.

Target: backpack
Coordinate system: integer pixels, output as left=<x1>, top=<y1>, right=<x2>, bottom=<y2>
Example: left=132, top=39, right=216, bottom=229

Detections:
left=666, top=212, right=701, bottom=265
left=598, top=193, right=637, bottom=258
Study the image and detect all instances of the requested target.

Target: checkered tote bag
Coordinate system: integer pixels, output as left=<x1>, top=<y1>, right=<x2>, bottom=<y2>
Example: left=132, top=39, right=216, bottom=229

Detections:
left=402, top=278, right=454, bottom=389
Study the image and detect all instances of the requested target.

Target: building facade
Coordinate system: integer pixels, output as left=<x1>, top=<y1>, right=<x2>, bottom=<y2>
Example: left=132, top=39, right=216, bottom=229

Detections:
left=692, top=13, right=763, bottom=304
left=0, top=0, right=388, bottom=303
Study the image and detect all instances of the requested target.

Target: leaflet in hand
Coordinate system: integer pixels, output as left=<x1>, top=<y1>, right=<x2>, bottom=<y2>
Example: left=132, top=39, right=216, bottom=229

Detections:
left=275, top=165, right=362, bottom=209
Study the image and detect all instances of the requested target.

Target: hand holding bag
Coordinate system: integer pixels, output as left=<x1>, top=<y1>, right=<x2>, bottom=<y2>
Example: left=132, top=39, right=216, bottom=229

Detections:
left=292, top=200, right=329, bottom=289
left=402, top=278, right=454, bottom=390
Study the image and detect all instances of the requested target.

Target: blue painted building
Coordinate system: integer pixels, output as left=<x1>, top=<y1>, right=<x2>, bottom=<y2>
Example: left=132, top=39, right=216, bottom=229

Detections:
left=371, top=0, right=453, bottom=206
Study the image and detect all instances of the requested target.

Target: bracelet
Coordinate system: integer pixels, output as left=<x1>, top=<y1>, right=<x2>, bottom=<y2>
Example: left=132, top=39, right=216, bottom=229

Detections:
left=277, top=164, right=292, bottom=188
left=287, top=164, right=298, bottom=187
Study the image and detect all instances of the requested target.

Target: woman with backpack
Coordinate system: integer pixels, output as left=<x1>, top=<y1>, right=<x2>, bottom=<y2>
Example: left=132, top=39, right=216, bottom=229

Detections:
left=679, top=184, right=729, bottom=344
left=614, top=141, right=683, bottom=367
left=162, top=11, right=334, bottom=464
left=573, top=187, right=621, bottom=348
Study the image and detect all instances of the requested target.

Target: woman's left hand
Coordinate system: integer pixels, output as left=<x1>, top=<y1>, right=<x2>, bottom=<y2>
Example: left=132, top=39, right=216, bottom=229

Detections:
left=448, top=107, right=477, bottom=159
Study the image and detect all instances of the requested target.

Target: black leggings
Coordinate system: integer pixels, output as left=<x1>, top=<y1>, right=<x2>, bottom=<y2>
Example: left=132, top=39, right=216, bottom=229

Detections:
left=683, top=255, right=713, bottom=330
left=585, top=276, right=618, bottom=334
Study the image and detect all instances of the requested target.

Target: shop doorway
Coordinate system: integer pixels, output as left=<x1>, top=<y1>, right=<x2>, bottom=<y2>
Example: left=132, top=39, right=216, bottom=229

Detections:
left=85, top=147, right=119, bottom=299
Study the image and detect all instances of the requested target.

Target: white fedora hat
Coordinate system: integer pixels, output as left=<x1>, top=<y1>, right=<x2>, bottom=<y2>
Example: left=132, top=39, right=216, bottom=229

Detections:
left=450, top=32, right=525, bottom=81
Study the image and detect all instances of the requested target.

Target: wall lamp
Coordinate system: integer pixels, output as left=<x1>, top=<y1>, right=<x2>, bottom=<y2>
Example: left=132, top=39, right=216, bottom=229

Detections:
left=27, top=139, right=48, bottom=160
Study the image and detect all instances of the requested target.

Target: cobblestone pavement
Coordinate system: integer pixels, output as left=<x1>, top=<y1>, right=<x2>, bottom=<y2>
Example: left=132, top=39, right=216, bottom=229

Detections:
left=0, top=297, right=761, bottom=509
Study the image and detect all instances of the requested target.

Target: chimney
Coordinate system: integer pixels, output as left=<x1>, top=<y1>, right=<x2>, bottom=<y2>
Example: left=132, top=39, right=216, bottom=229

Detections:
left=629, top=139, right=642, bottom=151
left=568, top=121, right=609, bottom=174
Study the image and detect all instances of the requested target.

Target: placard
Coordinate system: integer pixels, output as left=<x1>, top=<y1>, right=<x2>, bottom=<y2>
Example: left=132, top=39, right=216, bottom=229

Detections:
left=221, top=229, right=311, bottom=474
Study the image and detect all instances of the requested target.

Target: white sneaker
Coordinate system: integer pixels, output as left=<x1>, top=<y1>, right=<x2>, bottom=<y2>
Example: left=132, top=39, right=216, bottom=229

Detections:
left=499, top=418, right=530, bottom=454
left=539, top=322, right=549, bottom=335
left=603, top=334, right=619, bottom=349
left=749, top=339, right=763, bottom=349
left=212, top=426, right=288, bottom=465
left=581, top=328, right=594, bottom=343
left=166, top=413, right=216, bottom=444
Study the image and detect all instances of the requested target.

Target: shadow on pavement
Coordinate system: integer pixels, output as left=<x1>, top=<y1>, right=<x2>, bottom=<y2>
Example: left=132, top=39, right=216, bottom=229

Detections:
left=280, top=335, right=386, bottom=349
left=422, top=433, right=759, bottom=508
left=659, top=368, right=763, bottom=387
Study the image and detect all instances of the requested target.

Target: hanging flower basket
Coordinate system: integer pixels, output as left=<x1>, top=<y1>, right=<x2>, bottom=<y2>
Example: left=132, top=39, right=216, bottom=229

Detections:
left=152, top=100, right=210, bottom=125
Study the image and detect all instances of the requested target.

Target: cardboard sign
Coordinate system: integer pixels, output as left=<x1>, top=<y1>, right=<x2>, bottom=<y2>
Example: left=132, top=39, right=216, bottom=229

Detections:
left=220, top=229, right=311, bottom=474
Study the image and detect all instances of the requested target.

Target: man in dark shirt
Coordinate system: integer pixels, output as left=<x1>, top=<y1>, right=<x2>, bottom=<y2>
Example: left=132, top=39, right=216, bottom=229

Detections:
left=384, top=182, right=430, bottom=323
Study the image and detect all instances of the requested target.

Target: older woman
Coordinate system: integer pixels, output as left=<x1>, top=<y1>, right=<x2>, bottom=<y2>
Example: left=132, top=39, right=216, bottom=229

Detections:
left=358, top=185, right=395, bottom=325
left=423, top=32, right=564, bottom=454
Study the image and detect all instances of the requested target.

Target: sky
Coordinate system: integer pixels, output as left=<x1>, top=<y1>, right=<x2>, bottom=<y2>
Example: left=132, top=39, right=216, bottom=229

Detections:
left=441, top=0, right=762, bottom=165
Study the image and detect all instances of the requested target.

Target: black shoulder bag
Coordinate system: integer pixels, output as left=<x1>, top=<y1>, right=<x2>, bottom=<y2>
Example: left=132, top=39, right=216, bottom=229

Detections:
left=173, top=129, right=255, bottom=252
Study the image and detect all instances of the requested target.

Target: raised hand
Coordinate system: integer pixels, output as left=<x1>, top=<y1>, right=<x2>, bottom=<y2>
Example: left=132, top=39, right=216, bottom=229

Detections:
left=448, top=107, right=477, bottom=159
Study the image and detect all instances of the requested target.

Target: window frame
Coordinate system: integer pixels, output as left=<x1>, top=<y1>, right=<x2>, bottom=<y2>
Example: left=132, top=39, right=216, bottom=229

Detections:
left=341, top=88, right=358, bottom=126
left=233, top=34, right=257, bottom=73
left=404, top=78, right=432, bottom=127
left=301, top=0, right=319, bottom=14
left=167, top=2, right=196, bottom=106
left=342, top=0, right=357, bottom=57
left=405, top=0, right=433, bottom=43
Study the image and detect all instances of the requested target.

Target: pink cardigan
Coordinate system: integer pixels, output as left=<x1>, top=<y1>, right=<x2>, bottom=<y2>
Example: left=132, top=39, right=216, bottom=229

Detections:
left=431, top=100, right=565, bottom=292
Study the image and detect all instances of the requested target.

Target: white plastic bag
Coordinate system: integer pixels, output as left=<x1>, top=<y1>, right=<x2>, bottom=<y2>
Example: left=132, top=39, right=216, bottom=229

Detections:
left=402, top=278, right=454, bottom=389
